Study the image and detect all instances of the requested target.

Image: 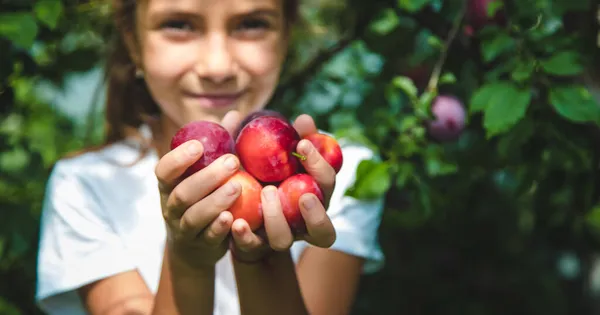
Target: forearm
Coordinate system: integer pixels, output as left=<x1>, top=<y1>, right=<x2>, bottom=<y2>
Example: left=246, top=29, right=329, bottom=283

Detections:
left=233, top=250, right=308, bottom=315
left=152, top=246, right=216, bottom=315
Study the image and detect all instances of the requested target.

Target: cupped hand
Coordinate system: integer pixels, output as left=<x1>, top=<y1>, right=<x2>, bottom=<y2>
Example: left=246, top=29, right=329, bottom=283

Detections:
left=230, top=113, right=337, bottom=263
left=155, top=111, right=244, bottom=269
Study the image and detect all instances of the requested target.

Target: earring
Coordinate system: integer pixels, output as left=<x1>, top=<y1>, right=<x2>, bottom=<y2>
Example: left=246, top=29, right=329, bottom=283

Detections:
left=135, top=68, right=144, bottom=78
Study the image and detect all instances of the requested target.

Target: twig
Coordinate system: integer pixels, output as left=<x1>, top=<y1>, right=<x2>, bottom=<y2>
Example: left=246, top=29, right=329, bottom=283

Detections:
left=272, top=10, right=375, bottom=101
left=276, top=33, right=355, bottom=92
left=426, top=2, right=467, bottom=93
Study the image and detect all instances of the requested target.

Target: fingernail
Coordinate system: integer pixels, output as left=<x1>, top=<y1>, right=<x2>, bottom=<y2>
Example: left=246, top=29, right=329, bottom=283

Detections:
left=303, top=195, right=316, bottom=211
left=263, top=186, right=277, bottom=202
left=187, top=142, right=202, bottom=156
left=226, top=181, right=240, bottom=195
left=224, top=155, right=238, bottom=170
left=300, top=140, right=313, bottom=155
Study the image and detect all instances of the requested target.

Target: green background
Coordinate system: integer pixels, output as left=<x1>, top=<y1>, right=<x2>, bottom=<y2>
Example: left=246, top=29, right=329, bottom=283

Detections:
left=2, top=0, right=600, bottom=314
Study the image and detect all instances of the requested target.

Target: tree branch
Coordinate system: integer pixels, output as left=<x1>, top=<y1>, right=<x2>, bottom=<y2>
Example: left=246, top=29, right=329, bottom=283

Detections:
left=426, top=2, right=467, bottom=93
left=271, top=9, right=376, bottom=103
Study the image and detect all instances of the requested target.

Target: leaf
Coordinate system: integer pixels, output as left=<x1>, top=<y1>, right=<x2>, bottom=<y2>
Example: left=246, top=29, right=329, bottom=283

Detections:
left=0, top=12, right=38, bottom=49
left=487, top=0, right=504, bottom=17
left=397, top=0, right=431, bottom=13
left=439, top=72, right=456, bottom=85
left=482, top=83, right=532, bottom=138
left=0, top=147, right=30, bottom=173
left=396, top=162, right=415, bottom=187
left=481, top=33, right=515, bottom=63
left=540, top=51, right=583, bottom=76
left=549, top=86, right=600, bottom=124
left=424, top=146, right=458, bottom=177
left=392, top=76, right=418, bottom=99
left=345, top=159, right=391, bottom=200
left=369, top=8, right=399, bottom=35
left=585, top=205, right=600, bottom=231
left=34, top=0, right=63, bottom=30
left=511, top=60, right=536, bottom=82
left=469, top=82, right=513, bottom=113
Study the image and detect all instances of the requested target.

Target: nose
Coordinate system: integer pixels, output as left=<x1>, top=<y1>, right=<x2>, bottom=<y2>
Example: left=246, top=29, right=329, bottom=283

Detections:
left=196, top=33, right=235, bottom=84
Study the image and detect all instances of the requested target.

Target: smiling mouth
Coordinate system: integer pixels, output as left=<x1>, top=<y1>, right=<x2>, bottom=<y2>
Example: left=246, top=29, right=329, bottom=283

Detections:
left=185, top=91, right=245, bottom=109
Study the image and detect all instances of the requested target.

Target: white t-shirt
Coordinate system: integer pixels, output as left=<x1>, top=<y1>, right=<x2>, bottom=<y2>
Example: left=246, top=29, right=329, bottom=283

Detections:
left=35, top=125, right=385, bottom=314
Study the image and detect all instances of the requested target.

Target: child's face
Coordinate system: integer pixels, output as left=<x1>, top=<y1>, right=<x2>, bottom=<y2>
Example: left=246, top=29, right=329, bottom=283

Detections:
left=134, top=0, right=288, bottom=127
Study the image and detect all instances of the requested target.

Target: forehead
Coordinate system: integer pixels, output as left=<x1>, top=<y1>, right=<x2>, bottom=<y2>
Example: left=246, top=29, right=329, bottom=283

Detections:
left=142, top=0, right=281, bottom=15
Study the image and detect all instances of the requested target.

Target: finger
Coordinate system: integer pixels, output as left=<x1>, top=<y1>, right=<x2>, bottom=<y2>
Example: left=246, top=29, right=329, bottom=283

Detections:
left=261, top=186, right=293, bottom=251
left=201, top=211, right=234, bottom=247
left=293, top=114, right=318, bottom=138
left=299, top=193, right=336, bottom=248
left=155, top=140, right=204, bottom=194
left=178, top=180, right=241, bottom=239
left=296, top=139, right=336, bottom=202
left=166, top=153, right=240, bottom=216
left=221, top=110, right=242, bottom=136
left=231, top=219, right=265, bottom=252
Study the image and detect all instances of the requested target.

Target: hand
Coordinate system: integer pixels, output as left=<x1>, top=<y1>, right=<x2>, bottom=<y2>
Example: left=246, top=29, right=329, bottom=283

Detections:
left=155, top=112, right=243, bottom=269
left=229, top=113, right=337, bottom=263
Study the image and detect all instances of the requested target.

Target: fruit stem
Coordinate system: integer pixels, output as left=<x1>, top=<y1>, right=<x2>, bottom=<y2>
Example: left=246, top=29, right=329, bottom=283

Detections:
left=292, top=151, right=307, bottom=161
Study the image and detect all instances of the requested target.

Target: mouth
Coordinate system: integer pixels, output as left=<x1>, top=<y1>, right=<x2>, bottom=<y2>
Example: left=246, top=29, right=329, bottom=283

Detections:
left=184, top=90, right=245, bottom=109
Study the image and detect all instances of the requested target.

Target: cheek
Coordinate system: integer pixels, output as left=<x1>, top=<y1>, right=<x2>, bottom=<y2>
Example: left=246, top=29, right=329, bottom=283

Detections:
left=141, top=35, right=195, bottom=83
left=234, top=41, right=284, bottom=82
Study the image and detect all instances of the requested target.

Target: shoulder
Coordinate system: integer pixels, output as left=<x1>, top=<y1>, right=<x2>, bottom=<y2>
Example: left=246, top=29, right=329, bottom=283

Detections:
left=42, top=139, right=158, bottom=227
left=50, top=140, right=156, bottom=188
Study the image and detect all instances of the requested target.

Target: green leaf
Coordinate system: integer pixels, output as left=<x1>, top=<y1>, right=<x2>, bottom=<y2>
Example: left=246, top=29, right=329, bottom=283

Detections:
left=0, top=147, right=30, bottom=173
left=439, top=72, right=456, bottom=85
left=369, top=8, right=399, bottom=35
left=424, top=146, right=458, bottom=177
left=34, top=0, right=63, bottom=30
left=585, top=205, right=600, bottom=231
left=482, top=84, right=532, bottom=138
left=392, top=76, right=418, bottom=99
left=469, top=82, right=513, bottom=113
left=511, top=60, right=536, bottom=82
left=549, top=86, right=600, bottom=123
left=0, top=12, right=38, bottom=49
left=487, top=0, right=504, bottom=17
left=397, top=0, right=431, bottom=12
left=345, top=159, right=391, bottom=200
left=540, top=51, right=583, bottom=76
left=395, top=162, right=415, bottom=187
left=481, top=33, right=516, bottom=63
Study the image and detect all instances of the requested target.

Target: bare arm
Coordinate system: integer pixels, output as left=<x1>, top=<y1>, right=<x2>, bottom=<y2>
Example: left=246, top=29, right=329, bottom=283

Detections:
left=233, top=250, right=308, bottom=315
left=78, top=246, right=216, bottom=315
left=232, top=246, right=363, bottom=315
left=296, top=247, right=364, bottom=315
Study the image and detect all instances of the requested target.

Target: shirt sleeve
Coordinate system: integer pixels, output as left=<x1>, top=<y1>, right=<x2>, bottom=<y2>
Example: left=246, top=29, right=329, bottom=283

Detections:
left=35, top=160, right=137, bottom=314
left=291, top=142, right=385, bottom=274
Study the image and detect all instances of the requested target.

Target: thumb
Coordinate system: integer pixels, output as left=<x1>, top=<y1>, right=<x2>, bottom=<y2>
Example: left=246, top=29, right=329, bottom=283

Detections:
left=293, top=114, right=318, bottom=138
left=221, top=110, right=242, bottom=137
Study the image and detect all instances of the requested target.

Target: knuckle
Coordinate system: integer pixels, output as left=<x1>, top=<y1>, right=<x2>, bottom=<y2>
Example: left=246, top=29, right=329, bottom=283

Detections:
left=179, top=213, right=196, bottom=236
left=203, top=229, right=219, bottom=246
left=169, top=187, right=189, bottom=209
left=271, top=238, right=292, bottom=251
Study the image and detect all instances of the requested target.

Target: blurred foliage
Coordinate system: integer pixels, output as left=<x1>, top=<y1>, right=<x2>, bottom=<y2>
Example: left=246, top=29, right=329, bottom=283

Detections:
left=2, top=0, right=600, bottom=314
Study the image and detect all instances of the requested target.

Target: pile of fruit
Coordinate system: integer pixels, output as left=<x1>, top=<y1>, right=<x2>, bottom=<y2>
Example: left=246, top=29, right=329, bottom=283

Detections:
left=170, top=110, right=343, bottom=235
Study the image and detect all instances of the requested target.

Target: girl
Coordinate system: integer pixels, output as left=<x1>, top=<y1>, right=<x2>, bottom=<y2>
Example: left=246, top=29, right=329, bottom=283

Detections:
left=35, top=0, right=385, bottom=314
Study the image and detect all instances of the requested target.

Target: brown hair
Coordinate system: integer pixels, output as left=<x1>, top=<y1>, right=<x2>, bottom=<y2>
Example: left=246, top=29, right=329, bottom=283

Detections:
left=66, top=0, right=299, bottom=160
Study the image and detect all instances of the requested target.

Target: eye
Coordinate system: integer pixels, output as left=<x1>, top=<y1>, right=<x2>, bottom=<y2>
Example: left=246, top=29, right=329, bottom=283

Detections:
left=160, top=19, right=194, bottom=31
left=237, top=18, right=270, bottom=31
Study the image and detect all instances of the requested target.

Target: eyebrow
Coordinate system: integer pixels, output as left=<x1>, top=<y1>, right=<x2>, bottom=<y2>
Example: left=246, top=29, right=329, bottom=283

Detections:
left=147, top=6, right=281, bottom=22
